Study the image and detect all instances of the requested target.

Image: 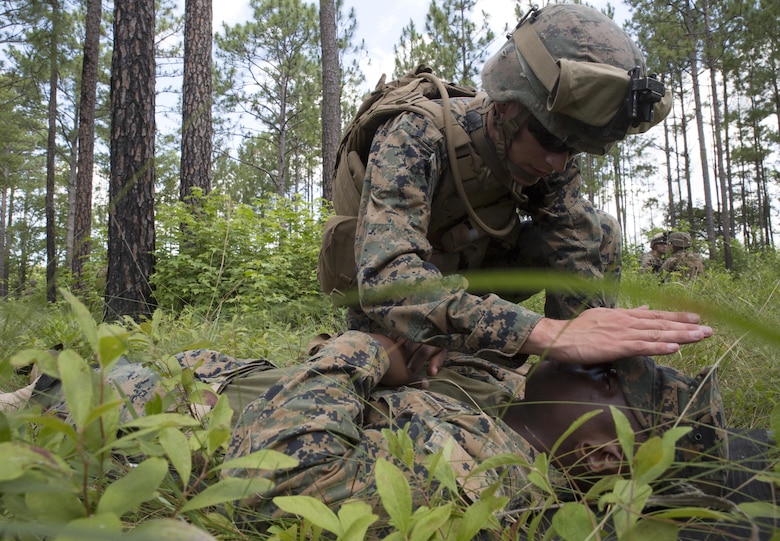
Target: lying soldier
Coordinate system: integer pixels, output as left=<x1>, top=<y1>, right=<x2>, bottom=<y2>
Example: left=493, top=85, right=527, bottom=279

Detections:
left=1, top=331, right=775, bottom=539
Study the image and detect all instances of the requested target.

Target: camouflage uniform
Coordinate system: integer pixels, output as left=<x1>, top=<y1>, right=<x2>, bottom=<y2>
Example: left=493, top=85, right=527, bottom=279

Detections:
left=15, top=334, right=729, bottom=533
left=222, top=331, right=560, bottom=524
left=662, top=232, right=705, bottom=280
left=350, top=99, right=621, bottom=365
left=639, top=232, right=667, bottom=274
left=340, top=2, right=676, bottom=363
left=639, top=250, right=663, bottom=274
left=662, top=251, right=705, bottom=280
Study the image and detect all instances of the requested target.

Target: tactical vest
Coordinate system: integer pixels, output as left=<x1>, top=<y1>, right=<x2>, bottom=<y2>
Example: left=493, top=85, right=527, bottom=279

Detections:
left=318, top=68, right=522, bottom=300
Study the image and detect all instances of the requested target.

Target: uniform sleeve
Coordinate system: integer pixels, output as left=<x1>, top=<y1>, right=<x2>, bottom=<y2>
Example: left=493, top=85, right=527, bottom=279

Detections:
left=519, top=159, right=621, bottom=319
left=354, top=112, right=542, bottom=359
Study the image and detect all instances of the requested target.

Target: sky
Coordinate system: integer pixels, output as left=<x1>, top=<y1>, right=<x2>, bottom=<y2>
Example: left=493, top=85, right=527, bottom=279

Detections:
left=205, top=0, right=684, bottom=244
left=212, top=0, right=633, bottom=94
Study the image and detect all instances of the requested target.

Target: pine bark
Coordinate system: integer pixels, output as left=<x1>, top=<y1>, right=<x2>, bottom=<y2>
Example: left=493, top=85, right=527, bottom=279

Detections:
left=72, top=0, right=102, bottom=290
left=180, top=0, right=213, bottom=202
left=105, top=0, right=156, bottom=321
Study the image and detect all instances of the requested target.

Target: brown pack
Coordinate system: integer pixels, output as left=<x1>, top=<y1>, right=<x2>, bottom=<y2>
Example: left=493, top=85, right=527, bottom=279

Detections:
left=318, top=66, right=481, bottom=300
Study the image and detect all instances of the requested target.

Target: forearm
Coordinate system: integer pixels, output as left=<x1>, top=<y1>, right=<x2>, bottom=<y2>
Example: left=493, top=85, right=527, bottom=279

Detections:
left=356, top=114, right=541, bottom=358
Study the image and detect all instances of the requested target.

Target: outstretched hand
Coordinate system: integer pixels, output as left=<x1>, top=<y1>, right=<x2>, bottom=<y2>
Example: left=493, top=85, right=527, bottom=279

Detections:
left=524, top=306, right=712, bottom=364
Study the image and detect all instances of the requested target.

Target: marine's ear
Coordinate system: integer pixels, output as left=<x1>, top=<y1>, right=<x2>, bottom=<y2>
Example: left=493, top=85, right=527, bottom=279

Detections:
left=576, top=441, right=624, bottom=475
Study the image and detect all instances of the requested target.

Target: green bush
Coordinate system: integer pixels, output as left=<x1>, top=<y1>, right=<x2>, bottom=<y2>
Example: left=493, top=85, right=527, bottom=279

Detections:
left=153, top=192, right=328, bottom=321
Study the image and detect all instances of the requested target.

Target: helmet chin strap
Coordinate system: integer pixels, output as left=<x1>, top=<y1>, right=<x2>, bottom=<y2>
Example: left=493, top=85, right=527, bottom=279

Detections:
left=490, top=103, right=540, bottom=187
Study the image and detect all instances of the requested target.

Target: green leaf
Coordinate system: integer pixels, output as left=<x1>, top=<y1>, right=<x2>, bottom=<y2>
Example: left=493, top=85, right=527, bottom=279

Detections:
left=426, top=440, right=459, bottom=494
left=620, top=518, right=678, bottom=541
left=633, top=426, right=691, bottom=485
left=651, top=506, right=734, bottom=521
left=181, top=477, right=274, bottom=512
left=59, top=350, right=94, bottom=429
left=457, top=494, right=507, bottom=541
left=375, top=458, right=412, bottom=533
left=217, top=449, right=298, bottom=472
left=739, top=501, right=780, bottom=519
left=610, top=406, right=635, bottom=463
left=338, top=501, right=378, bottom=541
left=527, top=453, right=554, bottom=494
left=410, top=503, right=452, bottom=541
left=10, top=349, right=60, bottom=378
left=54, top=513, right=123, bottom=541
left=97, top=457, right=168, bottom=517
left=97, top=325, right=130, bottom=371
left=124, top=518, right=219, bottom=541
left=206, top=394, right=233, bottom=454
left=121, top=412, right=202, bottom=430
left=0, top=442, right=70, bottom=482
left=160, top=427, right=192, bottom=488
left=604, top=479, right=652, bottom=535
left=24, top=492, right=86, bottom=523
left=59, top=288, right=99, bottom=351
left=552, top=502, right=596, bottom=541
left=272, top=495, right=340, bottom=534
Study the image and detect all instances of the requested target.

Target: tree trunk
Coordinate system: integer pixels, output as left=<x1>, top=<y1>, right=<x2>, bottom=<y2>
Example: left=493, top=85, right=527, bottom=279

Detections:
left=105, top=0, right=156, bottom=321
left=45, top=0, right=59, bottom=303
left=319, top=0, right=339, bottom=202
left=180, top=0, right=212, bottom=202
left=684, top=0, right=715, bottom=258
left=0, top=162, right=7, bottom=298
left=662, top=96, right=675, bottom=229
left=702, top=0, right=731, bottom=268
left=72, top=0, right=102, bottom=291
left=65, top=115, right=78, bottom=268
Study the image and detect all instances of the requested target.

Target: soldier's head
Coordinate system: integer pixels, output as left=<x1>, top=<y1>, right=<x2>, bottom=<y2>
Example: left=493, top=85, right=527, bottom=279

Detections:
left=650, top=231, right=668, bottom=254
left=668, top=231, right=693, bottom=252
left=517, top=356, right=726, bottom=491
left=481, top=3, right=671, bottom=186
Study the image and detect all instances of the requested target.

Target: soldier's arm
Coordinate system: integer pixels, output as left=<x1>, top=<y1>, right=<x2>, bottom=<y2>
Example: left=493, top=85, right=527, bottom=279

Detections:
left=355, top=112, right=543, bottom=360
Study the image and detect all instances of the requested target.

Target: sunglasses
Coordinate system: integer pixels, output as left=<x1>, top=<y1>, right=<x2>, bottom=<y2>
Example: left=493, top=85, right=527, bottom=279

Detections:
left=526, top=116, right=577, bottom=155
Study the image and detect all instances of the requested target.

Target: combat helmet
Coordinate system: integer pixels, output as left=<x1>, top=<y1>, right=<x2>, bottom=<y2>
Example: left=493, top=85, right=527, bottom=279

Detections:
left=668, top=231, right=693, bottom=249
left=481, top=3, right=672, bottom=155
left=650, top=231, right=668, bottom=248
left=616, top=356, right=727, bottom=492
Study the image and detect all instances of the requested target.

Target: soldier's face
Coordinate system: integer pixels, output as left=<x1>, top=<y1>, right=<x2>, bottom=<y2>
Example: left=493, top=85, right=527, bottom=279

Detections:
left=496, top=105, right=573, bottom=184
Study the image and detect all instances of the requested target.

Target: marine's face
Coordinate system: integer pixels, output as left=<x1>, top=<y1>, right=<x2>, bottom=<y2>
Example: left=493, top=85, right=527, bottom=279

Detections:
left=492, top=103, right=574, bottom=185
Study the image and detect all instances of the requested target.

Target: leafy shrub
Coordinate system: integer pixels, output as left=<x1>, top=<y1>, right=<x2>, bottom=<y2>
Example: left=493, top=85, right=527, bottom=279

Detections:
left=153, top=191, right=328, bottom=321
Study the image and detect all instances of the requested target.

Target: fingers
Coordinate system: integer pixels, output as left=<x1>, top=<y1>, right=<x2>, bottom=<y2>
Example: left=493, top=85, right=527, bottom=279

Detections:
left=624, top=306, right=702, bottom=324
left=534, top=306, right=714, bottom=364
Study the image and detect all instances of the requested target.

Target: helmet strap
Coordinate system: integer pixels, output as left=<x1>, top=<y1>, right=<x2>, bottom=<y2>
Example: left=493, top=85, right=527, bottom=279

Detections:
left=490, top=103, right=540, bottom=186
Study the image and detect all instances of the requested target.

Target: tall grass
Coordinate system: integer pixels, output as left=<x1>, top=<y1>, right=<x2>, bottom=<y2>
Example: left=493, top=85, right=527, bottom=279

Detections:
left=0, top=253, right=778, bottom=540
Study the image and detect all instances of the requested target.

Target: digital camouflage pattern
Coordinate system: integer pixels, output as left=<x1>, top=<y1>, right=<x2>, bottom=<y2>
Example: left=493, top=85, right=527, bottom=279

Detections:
left=9, top=334, right=730, bottom=530
left=481, top=3, right=671, bottom=155
left=638, top=251, right=664, bottom=274
left=53, top=350, right=276, bottom=424
left=662, top=251, right=706, bottom=280
left=616, top=356, right=727, bottom=489
left=222, top=331, right=559, bottom=525
left=663, top=232, right=704, bottom=279
left=348, top=96, right=621, bottom=364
